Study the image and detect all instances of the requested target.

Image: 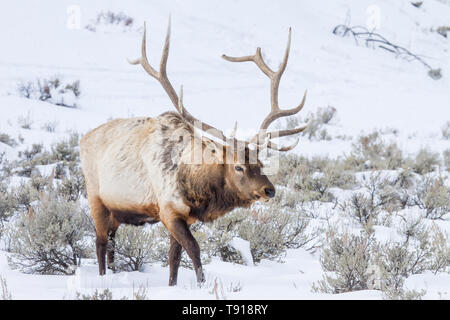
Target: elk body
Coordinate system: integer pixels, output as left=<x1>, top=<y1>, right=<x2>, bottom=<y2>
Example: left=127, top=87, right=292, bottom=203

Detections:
left=80, top=20, right=308, bottom=285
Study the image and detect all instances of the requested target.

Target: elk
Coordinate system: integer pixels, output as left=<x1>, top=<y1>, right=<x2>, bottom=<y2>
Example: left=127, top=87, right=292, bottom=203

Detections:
left=79, top=19, right=307, bottom=286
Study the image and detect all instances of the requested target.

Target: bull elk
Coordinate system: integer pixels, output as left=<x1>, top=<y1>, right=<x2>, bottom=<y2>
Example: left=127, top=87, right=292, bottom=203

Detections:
left=80, top=19, right=308, bottom=285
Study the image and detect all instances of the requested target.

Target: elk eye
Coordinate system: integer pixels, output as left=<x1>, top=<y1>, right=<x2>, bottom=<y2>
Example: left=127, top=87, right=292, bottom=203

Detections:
left=235, top=165, right=244, bottom=172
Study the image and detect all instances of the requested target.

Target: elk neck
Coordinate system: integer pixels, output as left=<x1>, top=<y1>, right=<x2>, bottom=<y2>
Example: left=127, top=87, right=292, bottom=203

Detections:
left=176, top=162, right=252, bottom=222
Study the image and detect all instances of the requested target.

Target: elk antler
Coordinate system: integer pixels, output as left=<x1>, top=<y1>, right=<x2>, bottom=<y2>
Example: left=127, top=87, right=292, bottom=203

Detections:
left=222, top=28, right=308, bottom=151
left=128, top=19, right=238, bottom=146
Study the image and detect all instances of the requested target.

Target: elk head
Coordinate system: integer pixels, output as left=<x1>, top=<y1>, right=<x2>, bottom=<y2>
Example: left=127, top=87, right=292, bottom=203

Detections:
left=128, top=19, right=308, bottom=203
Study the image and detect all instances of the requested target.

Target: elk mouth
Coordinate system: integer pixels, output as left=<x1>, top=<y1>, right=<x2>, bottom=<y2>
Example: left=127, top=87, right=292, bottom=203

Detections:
left=252, top=193, right=271, bottom=203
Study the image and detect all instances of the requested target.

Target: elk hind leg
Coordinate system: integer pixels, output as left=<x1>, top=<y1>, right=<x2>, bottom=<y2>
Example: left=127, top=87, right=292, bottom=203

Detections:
left=168, top=235, right=183, bottom=286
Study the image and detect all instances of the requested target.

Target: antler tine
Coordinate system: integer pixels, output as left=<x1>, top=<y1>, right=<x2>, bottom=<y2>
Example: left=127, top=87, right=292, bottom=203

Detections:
left=269, top=137, right=299, bottom=152
left=257, top=136, right=299, bottom=152
left=249, top=90, right=308, bottom=144
left=129, top=20, right=244, bottom=146
left=222, top=28, right=308, bottom=152
left=128, top=19, right=179, bottom=109
left=159, top=16, right=171, bottom=78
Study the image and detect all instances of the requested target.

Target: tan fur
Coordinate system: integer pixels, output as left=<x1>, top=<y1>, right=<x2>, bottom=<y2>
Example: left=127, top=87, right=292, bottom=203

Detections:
left=80, top=114, right=191, bottom=225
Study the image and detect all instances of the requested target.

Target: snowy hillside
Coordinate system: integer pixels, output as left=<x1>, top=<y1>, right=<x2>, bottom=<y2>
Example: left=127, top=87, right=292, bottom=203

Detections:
left=0, top=0, right=449, bottom=300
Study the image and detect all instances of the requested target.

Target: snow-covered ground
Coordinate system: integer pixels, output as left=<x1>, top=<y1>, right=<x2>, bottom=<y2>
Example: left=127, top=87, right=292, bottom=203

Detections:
left=0, top=0, right=449, bottom=299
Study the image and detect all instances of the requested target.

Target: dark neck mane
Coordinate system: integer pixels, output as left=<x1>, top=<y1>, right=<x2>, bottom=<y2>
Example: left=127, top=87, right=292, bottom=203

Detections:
left=177, top=163, right=252, bottom=222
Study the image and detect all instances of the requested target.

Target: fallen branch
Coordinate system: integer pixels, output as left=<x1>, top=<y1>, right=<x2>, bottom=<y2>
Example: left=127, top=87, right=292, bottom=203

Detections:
left=332, top=24, right=442, bottom=80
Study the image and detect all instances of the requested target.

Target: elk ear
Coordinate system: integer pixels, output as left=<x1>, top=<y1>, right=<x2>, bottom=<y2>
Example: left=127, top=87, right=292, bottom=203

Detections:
left=208, top=140, right=222, bottom=156
left=202, top=138, right=224, bottom=163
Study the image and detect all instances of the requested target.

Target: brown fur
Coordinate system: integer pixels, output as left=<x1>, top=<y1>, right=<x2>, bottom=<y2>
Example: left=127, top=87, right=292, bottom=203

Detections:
left=177, top=163, right=253, bottom=222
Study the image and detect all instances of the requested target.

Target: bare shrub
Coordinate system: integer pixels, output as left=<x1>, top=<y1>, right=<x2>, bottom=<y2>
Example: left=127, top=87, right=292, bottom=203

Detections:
left=113, top=225, right=155, bottom=272
left=412, top=177, right=450, bottom=220
left=41, top=121, right=58, bottom=133
left=13, top=181, right=40, bottom=212
left=17, top=112, right=33, bottom=129
left=235, top=200, right=313, bottom=263
left=294, top=171, right=335, bottom=203
left=270, top=154, right=307, bottom=187
left=312, top=230, right=374, bottom=294
left=76, top=288, right=113, bottom=300
left=7, top=193, right=93, bottom=275
left=382, top=287, right=426, bottom=300
left=346, top=172, right=400, bottom=225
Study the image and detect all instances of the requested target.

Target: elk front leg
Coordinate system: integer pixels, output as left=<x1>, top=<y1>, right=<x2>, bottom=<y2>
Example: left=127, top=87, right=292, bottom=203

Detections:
left=166, top=218, right=205, bottom=286
left=168, top=235, right=182, bottom=286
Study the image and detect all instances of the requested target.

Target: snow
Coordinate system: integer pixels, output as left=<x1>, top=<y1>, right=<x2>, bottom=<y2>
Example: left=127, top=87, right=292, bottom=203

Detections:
left=0, top=0, right=449, bottom=300
left=230, top=237, right=254, bottom=266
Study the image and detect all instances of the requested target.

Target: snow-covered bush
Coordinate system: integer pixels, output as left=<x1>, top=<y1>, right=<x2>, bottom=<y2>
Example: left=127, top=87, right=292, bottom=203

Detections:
left=41, top=121, right=58, bottom=133
left=7, top=192, right=93, bottom=275
left=16, top=143, right=53, bottom=177
left=51, top=133, right=80, bottom=163
left=13, top=181, right=39, bottom=212
left=314, top=218, right=449, bottom=297
left=15, top=133, right=79, bottom=178
left=345, top=131, right=405, bottom=170
left=56, top=166, right=86, bottom=201
left=412, top=148, right=440, bottom=175
left=444, top=149, right=450, bottom=170
left=17, top=77, right=81, bottom=108
left=345, top=173, right=400, bottom=226
left=85, top=11, right=134, bottom=32
left=273, top=155, right=355, bottom=204
left=375, top=223, right=449, bottom=299
left=0, top=153, right=13, bottom=180
left=412, top=176, right=450, bottom=220
left=0, top=133, right=18, bottom=148
left=284, top=106, right=336, bottom=141
left=442, top=121, right=450, bottom=140
left=437, top=26, right=450, bottom=38
left=75, top=288, right=114, bottom=300
left=0, top=181, right=17, bottom=227
left=75, top=286, right=148, bottom=300
left=199, top=215, right=245, bottom=265
left=17, top=112, right=33, bottom=129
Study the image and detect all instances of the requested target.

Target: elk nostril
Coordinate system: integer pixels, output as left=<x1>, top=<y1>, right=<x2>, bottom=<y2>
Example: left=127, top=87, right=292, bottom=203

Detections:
left=264, top=188, right=275, bottom=198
